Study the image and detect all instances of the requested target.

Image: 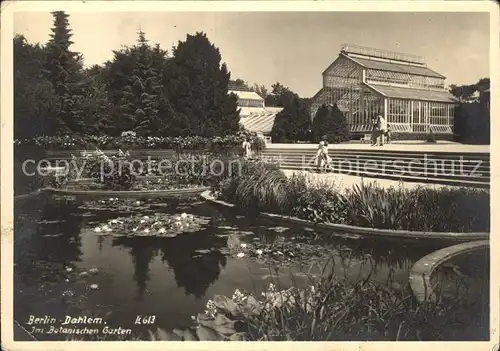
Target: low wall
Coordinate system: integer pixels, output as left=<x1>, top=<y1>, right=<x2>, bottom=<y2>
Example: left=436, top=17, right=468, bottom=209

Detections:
left=200, top=191, right=489, bottom=243
left=409, top=240, right=489, bottom=303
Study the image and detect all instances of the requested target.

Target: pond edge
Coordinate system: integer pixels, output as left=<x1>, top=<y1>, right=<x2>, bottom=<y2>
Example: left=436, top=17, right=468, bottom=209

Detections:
left=199, top=190, right=489, bottom=242
left=14, top=187, right=210, bottom=200
left=408, top=240, right=489, bottom=303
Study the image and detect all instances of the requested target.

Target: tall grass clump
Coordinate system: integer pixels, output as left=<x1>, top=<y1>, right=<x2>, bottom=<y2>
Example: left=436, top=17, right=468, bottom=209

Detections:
left=340, top=182, right=416, bottom=230
left=234, top=167, right=291, bottom=215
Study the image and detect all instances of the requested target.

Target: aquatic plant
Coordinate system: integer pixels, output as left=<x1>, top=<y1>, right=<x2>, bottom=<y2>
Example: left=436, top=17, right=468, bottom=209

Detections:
left=91, top=213, right=210, bottom=238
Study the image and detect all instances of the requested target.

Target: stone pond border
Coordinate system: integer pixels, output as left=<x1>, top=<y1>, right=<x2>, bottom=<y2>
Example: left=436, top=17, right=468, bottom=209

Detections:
left=14, top=186, right=210, bottom=201
left=200, top=190, right=489, bottom=242
left=409, top=240, right=489, bottom=303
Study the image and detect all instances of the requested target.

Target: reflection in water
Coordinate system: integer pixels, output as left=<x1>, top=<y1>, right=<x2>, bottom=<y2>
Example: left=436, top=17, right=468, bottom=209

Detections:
left=13, top=195, right=488, bottom=341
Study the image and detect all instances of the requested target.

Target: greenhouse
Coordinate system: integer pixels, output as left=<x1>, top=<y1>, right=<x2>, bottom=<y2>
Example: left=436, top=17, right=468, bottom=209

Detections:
left=310, top=44, right=458, bottom=137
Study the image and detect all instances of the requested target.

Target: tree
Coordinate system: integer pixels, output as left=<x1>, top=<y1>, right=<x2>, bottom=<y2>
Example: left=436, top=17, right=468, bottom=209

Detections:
left=265, top=82, right=294, bottom=107
left=103, top=31, right=168, bottom=135
left=449, top=77, right=490, bottom=102
left=80, top=65, right=113, bottom=135
left=229, top=78, right=250, bottom=91
left=166, top=32, right=240, bottom=137
left=44, top=11, right=86, bottom=134
left=312, top=104, right=349, bottom=143
left=270, top=93, right=311, bottom=143
left=14, top=35, right=56, bottom=138
left=252, top=84, right=268, bottom=99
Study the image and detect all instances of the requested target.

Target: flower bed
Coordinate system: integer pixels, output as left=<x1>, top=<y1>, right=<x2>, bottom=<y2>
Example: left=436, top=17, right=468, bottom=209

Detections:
left=212, top=161, right=490, bottom=233
left=14, top=133, right=266, bottom=152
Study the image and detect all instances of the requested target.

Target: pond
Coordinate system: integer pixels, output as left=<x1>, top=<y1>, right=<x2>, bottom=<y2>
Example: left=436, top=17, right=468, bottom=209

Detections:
left=13, top=195, right=485, bottom=341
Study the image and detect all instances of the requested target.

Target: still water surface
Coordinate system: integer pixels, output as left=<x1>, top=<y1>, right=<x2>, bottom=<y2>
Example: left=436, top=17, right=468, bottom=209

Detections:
left=14, top=195, right=443, bottom=340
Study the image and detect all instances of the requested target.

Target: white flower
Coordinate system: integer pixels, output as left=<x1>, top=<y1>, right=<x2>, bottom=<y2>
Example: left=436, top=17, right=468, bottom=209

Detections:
left=89, top=284, right=99, bottom=290
left=256, top=249, right=263, bottom=255
left=140, top=220, right=146, bottom=224
left=175, top=216, right=181, bottom=221
left=185, top=223, right=189, bottom=227
left=143, top=228, right=150, bottom=233
left=65, top=267, right=73, bottom=272
left=143, top=216, right=149, bottom=219
left=110, top=219, right=119, bottom=224
left=94, top=227, right=102, bottom=233
left=181, top=213, right=187, bottom=219
left=132, top=227, right=138, bottom=232
left=158, top=228, right=166, bottom=234
left=236, top=252, right=245, bottom=258
left=135, top=201, right=141, bottom=205
left=240, top=243, right=247, bottom=248
left=65, top=279, right=70, bottom=283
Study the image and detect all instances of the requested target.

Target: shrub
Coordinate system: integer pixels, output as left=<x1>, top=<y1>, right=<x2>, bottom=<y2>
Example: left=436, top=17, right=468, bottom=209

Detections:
left=15, top=135, right=246, bottom=152
left=77, top=149, right=136, bottom=190
left=251, top=137, right=266, bottom=155
left=291, top=186, right=348, bottom=224
left=426, top=131, right=437, bottom=143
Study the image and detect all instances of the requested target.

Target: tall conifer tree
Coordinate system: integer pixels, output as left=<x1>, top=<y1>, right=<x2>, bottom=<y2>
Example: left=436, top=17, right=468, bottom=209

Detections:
left=45, top=11, right=85, bottom=134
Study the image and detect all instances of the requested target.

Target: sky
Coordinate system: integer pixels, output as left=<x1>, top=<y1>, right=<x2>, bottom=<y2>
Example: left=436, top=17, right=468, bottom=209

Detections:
left=13, top=11, right=490, bottom=97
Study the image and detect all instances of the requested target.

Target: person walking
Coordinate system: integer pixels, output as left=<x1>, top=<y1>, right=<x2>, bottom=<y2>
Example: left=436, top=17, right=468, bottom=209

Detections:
left=315, top=135, right=331, bottom=172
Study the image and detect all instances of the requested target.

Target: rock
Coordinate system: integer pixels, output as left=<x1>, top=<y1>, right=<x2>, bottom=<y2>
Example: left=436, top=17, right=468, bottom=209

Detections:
left=196, top=326, right=222, bottom=341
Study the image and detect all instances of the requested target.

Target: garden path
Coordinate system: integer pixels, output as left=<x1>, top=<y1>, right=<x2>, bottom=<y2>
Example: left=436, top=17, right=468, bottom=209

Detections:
left=281, top=169, right=464, bottom=191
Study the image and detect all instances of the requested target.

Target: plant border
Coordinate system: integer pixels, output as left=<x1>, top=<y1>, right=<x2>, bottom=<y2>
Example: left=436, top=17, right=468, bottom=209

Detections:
left=200, top=190, right=489, bottom=242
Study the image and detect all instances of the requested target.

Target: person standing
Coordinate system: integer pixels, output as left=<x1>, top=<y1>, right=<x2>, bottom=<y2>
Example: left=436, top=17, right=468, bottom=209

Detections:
left=242, top=137, right=252, bottom=159
left=371, top=115, right=381, bottom=146
left=378, top=114, right=387, bottom=146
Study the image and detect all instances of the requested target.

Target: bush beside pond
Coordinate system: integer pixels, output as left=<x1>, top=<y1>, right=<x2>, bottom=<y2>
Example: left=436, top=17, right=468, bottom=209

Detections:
left=215, top=161, right=490, bottom=233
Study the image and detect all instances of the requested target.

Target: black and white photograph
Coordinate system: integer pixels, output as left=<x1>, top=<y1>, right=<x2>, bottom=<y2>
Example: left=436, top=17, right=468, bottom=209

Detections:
left=1, top=1, right=498, bottom=349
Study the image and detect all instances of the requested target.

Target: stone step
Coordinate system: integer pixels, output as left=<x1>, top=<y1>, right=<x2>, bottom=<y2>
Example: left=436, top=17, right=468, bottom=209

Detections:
left=263, top=154, right=490, bottom=169
left=282, top=165, right=489, bottom=189
left=262, top=151, right=490, bottom=161
left=278, top=163, right=489, bottom=182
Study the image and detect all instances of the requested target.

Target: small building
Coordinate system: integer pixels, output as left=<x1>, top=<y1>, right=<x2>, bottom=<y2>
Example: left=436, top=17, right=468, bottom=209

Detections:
left=229, top=89, right=283, bottom=140
left=311, top=44, right=458, bottom=138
